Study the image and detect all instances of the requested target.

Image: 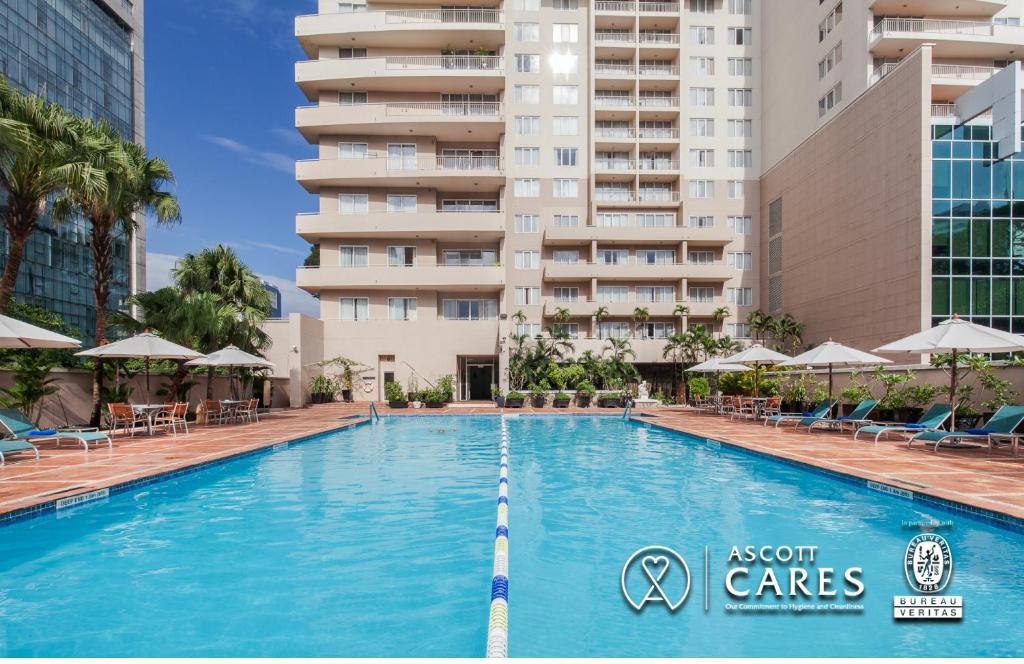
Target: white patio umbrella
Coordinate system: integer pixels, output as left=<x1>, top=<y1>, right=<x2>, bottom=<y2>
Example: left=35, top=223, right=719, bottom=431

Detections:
left=76, top=331, right=205, bottom=403
left=720, top=343, right=792, bottom=397
left=185, top=345, right=274, bottom=399
left=874, top=314, right=1024, bottom=431
left=685, top=357, right=750, bottom=373
left=779, top=339, right=891, bottom=417
left=0, top=314, right=80, bottom=349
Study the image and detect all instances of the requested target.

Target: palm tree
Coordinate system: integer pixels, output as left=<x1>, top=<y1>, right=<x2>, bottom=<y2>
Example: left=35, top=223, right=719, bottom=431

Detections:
left=711, top=306, right=731, bottom=338
left=746, top=310, right=775, bottom=344
left=553, top=307, right=571, bottom=324
left=775, top=313, right=804, bottom=353
left=602, top=337, right=638, bottom=387
left=0, top=79, right=106, bottom=314
left=673, top=303, right=689, bottom=319
left=594, top=305, right=609, bottom=324
left=632, top=306, right=650, bottom=338
left=662, top=332, right=686, bottom=402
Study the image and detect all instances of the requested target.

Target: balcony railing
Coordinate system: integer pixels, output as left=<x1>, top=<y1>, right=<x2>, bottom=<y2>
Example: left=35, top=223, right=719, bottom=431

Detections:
left=638, top=159, right=680, bottom=171
left=871, top=17, right=999, bottom=38
left=639, top=2, right=680, bottom=12
left=382, top=8, right=503, bottom=24
left=323, top=153, right=503, bottom=171
left=595, top=32, right=635, bottom=43
left=638, top=96, right=680, bottom=108
left=931, top=102, right=993, bottom=119
left=549, top=258, right=720, bottom=267
left=638, top=128, right=680, bottom=139
left=638, top=65, right=680, bottom=76
left=873, top=61, right=1000, bottom=85
left=639, top=32, right=681, bottom=45
left=595, top=63, right=636, bottom=75
left=594, top=190, right=682, bottom=203
left=595, top=95, right=636, bottom=107
left=594, top=1, right=636, bottom=11
left=596, top=159, right=636, bottom=170
left=383, top=101, right=503, bottom=116
left=384, top=55, right=503, bottom=71
left=595, top=127, right=636, bottom=138
left=594, top=32, right=681, bottom=45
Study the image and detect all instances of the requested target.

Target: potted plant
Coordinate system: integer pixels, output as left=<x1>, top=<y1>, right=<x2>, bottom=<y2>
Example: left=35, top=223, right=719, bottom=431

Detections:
left=309, top=375, right=335, bottom=404
left=436, top=374, right=455, bottom=403
left=553, top=391, right=571, bottom=408
left=839, top=383, right=873, bottom=416
left=506, top=390, right=525, bottom=408
left=408, top=376, right=421, bottom=409
left=599, top=391, right=622, bottom=408
left=492, top=384, right=505, bottom=408
left=529, top=381, right=548, bottom=408
left=576, top=381, right=595, bottom=407
left=385, top=381, right=407, bottom=408
left=904, top=383, right=939, bottom=422
left=689, top=377, right=711, bottom=404
left=422, top=386, right=447, bottom=408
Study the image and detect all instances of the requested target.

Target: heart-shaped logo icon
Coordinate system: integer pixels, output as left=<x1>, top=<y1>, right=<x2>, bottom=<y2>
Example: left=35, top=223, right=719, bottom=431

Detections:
left=642, top=555, right=670, bottom=583
left=621, top=546, right=691, bottom=612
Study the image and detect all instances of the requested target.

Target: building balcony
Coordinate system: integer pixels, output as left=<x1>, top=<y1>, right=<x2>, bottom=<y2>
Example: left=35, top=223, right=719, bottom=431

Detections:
left=296, top=102, right=503, bottom=143
left=296, top=211, right=505, bottom=241
left=593, top=1, right=680, bottom=13
left=543, top=298, right=717, bottom=319
left=869, top=18, right=1024, bottom=59
left=544, top=224, right=733, bottom=245
left=593, top=191, right=682, bottom=206
left=296, top=55, right=504, bottom=99
left=869, top=0, right=1008, bottom=16
left=296, top=155, right=504, bottom=192
left=543, top=260, right=731, bottom=282
left=296, top=264, right=505, bottom=292
left=569, top=337, right=686, bottom=363
left=296, top=9, right=504, bottom=57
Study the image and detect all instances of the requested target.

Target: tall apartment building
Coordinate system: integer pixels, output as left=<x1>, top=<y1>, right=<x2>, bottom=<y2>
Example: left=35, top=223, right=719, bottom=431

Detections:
left=290, top=0, right=1024, bottom=402
left=0, top=0, right=145, bottom=339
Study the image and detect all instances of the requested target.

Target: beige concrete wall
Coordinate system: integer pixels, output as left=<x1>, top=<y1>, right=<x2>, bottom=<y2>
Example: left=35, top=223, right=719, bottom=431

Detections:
left=759, top=46, right=932, bottom=354
left=262, top=314, right=326, bottom=406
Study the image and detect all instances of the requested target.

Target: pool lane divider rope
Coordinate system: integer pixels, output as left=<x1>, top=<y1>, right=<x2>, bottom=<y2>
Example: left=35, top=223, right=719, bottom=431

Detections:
left=486, top=416, right=510, bottom=657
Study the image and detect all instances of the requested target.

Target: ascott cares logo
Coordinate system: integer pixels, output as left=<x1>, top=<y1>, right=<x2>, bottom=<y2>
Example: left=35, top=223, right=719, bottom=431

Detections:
left=621, top=545, right=691, bottom=612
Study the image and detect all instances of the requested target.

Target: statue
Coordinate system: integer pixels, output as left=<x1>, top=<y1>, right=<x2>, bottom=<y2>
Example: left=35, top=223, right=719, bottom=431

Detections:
left=637, top=381, right=650, bottom=401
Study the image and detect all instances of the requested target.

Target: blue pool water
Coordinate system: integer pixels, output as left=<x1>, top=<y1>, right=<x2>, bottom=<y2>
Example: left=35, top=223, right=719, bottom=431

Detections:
left=1, top=415, right=1022, bottom=657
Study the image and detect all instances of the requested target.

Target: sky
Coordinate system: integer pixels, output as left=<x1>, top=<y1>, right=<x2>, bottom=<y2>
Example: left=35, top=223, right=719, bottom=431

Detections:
left=143, top=0, right=320, bottom=316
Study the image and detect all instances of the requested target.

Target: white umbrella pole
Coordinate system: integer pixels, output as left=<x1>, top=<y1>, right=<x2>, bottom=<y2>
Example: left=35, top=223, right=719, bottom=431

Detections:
left=145, top=357, right=151, bottom=404
left=828, top=363, right=834, bottom=417
left=950, top=349, right=958, bottom=432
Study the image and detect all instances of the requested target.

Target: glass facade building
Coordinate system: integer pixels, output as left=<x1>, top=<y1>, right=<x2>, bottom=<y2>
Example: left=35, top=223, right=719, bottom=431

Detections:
left=0, top=0, right=140, bottom=339
left=931, top=122, right=1024, bottom=334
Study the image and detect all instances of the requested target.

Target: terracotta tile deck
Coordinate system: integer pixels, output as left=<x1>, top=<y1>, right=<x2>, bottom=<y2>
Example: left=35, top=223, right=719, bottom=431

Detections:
left=1, top=402, right=1022, bottom=526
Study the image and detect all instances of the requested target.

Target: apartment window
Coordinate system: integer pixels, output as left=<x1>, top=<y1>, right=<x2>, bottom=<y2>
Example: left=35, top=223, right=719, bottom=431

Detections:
left=728, top=57, right=752, bottom=76
left=597, top=322, right=630, bottom=339
left=728, top=0, right=751, bottom=14
left=690, top=149, right=715, bottom=168
left=339, top=193, right=368, bottom=214
left=728, top=119, right=752, bottom=137
left=728, top=27, right=752, bottom=45
left=387, top=194, right=416, bottom=213
left=690, top=56, right=715, bottom=76
left=553, top=323, right=579, bottom=339
left=727, top=180, right=745, bottom=199
left=514, top=287, right=542, bottom=305
left=728, top=149, right=753, bottom=168
left=339, top=245, right=369, bottom=267
left=553, top=0, right=579, bottom=9
left=553, top=249, right=579, bottom=264
left=515, top=115, right=540, bottom=135
left=553, top=179, right=579, bottom=198
left=637, top=213, right=675, bottom=228
left=553, top=116, right=579, bottom=136
left=728, top=88, right=753, bottom=107
left=340, top=297, right=369, bottom=321
left=728, top=323, right=752, bottom=338
left=818, top=83, right=842, bottom=117
left=688, top=250, right=713, bottom=265
left=514, top=22, right=539, bottom=41
left=514, top=178, right=540, bottom=197
left=689, top=180, right=714, bottom=199
left=689, top=286, right=714, bottom=302
left=689, top=87, right=715, bottom=106
left=514, top=85, right=540, bottom=104
left=637, top=286, right=675, bottom=303
left=338, top=0, right=367, bottom=13
left=388, top=246, right=416, bottom=267
left=689, top=215, right=714, bottom=228
left=553, top=85, right=579, bottom=104
left=338, top=142, right=368, bottom=159
left=443, top=249, right=498, bottom=265
left=513, top=0, right=540, bottom=9
left=554, top=287, right=579, bottom=301
left=597, top=213, right=628, bottom=227
left=441, top=198, right=499, bottom=212
left=387, top=143, right=417, bottom=170
left=515, top=214, right=539, bottom=233
left=515, top=147, right=540, bottom=166
left=597, top=286, right=629, bottom=303
left=728, top=251, right=753, bottom=270
left=690, top=118, right=715, bottom=137
left=641, top=120, right=674, bottom=139
left=729, top=215, right=752, bottom=234
left=818, top=2, right=842, bottom=42
left=818, top=43, right=842, bottom=79
left=515, top=54, right=540, bottom=73
left=553, top=214, right=579, bottom=227
left=442, top=299, right=498, bottom=320
left=515, top=323, right=542, bottom=338
left=689, top=0, right=714, bottom=12
left=638, top=249, right=676, bottom=265
left=554, top=147, right=578, bottom=167
left=636, top=322, right=675, bottom=340
left=728, top=287, right=753, bottom=306
left=550, top=53, right=579, bottom=75
left=553, top=23, right=579, bottom=42
left=598, top=249, right=628, bottom=265
left=339, top=91, right=368, bottom=105
left=690, top=26, right=714, bottom=45
left=388, top=297, right=417, bottom=321
left=338, top=48, right=366, bottom=59
left=515, top=250, right=540, bottom=269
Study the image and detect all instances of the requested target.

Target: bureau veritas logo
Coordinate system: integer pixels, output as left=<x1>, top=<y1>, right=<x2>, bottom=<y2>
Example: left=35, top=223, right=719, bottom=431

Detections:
left=893, top=534, right=962, bottom=621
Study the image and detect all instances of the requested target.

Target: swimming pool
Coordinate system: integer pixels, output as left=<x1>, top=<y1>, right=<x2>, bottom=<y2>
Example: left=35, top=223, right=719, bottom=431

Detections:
left=1, top=415, right=1022, bottom=657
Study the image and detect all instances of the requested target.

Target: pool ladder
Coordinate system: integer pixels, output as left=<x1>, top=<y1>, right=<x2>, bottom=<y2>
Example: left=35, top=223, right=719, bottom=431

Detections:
left=623, top=400, right=631, bottom=421
left=369, top=402, right=380, bottom=423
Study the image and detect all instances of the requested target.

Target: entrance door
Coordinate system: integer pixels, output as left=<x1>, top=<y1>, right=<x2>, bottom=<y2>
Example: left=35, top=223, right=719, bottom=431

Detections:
left=467, top=364, right=494, bottom=401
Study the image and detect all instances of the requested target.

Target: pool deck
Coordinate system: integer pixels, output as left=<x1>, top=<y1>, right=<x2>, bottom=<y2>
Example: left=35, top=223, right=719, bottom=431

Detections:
left=0, top=402, right=1022, bottom=525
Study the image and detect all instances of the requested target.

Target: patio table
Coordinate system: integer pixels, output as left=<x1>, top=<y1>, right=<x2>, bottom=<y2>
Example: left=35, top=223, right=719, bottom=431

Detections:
left=132, top=404, right=166, bottom=436
left=220, top=400, right=245, bottom=423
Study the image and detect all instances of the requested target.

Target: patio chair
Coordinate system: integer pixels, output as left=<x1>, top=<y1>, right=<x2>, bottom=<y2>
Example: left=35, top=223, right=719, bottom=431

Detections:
left=153, top=402, right=189, bottom=435
left=0, top=439, right=39, bottom=466
left=761, top=397, right=783, bottom=419
left=0, top=408, right=112, bottom=451
left=721, top=396, right=740, bottom=417
left=238, top=398, right=260, bottom=423
left=853, top=404, right=952, bottom=444
left=108, top=403, right=146, bottom=437
left=805, top=399, right=879, bottom=433
left=908, top=405, right=1024, bottom=452
left=763, top=400, right=835, bottom=428
left=203, top=400, right=227, bottom=425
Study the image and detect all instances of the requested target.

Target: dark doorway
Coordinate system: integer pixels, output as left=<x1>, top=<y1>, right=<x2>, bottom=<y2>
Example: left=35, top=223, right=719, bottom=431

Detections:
left=467, top=364, right=494, bottom=401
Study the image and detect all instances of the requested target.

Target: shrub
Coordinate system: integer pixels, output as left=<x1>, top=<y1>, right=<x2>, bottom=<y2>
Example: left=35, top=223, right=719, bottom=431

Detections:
left=436, top=374, right=455, bottom=400
left=554, top=391, right=570, bottom=401
left=507, top=390, right=525, bottom=401
left=421, top=386, right=449, bottom=403
left=905, top=383, right=939, bottom=408
left=689, top=376, right=711, bottom=398
left=840, top=383, right=873, bottom=404
left=384, top=381, right=404, bottom=402
left=310, top=375, right=336, bottom=395
left=576, top=380, right=596, bottom=396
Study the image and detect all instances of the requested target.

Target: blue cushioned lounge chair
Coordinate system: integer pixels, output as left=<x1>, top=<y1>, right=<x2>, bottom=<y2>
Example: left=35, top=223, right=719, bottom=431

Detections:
left=763, top=400, right=835, bottom=428
left=0, top=408, right=111, bottom=451
left=908, top=405, right=1024, bottom=452
left=806, top=399, right=878, bottom=432
left=853, top=403, right=952, bottom=444
left=0, top=439, right=39, bottom=466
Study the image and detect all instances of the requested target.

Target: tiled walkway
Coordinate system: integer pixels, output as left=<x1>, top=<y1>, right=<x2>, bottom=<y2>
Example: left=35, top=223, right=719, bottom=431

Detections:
left=1, top=403, right=1022, bottom=524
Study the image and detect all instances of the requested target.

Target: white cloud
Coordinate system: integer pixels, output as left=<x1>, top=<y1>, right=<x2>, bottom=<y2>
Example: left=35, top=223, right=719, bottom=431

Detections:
left=145, top=251, right=319, bottom=319
left=202, top=135, right=295, bottom=174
